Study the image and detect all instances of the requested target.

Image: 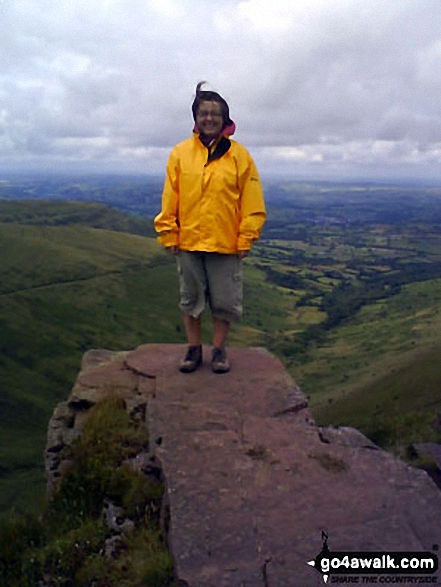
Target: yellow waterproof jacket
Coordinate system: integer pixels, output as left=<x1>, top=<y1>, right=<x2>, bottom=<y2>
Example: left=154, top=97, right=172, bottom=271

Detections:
left=154, top=135, right=266, bottom=253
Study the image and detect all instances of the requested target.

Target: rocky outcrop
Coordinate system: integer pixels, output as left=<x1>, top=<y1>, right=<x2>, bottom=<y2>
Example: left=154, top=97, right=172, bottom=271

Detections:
left=45, top=349, right=143, bottom=495
left=45, top=344, right=441, bottom=586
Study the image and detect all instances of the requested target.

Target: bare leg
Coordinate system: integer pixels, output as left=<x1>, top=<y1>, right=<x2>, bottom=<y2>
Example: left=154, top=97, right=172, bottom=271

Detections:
left=183, top=314, right=201, bottom=345
left=213, top=317, right=230, bottom=348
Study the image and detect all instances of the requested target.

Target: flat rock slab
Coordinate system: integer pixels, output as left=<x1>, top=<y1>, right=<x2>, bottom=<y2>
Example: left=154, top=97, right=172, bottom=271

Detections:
left=124, top=344, right=441, bottom=587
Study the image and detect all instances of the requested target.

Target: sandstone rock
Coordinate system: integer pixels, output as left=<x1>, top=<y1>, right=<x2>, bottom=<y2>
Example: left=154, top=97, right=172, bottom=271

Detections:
left=318, top=424, right=379, bottom=449
left=44, top=352, right=146, bottom=496
left=45, top=344, right=441, bottom=586
left=80, top=348, right=129, bottom=371
left=103, top=498, right=135, bottom=535
left=412, top=442, right=441, bottom=469
left=104, top=535, right=125, bottom=559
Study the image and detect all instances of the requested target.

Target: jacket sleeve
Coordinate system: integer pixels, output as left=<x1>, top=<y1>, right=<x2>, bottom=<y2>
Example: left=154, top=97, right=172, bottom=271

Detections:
left=153, top=149, right=180, bottom=248
left=237, top=151, right=266, bottom=251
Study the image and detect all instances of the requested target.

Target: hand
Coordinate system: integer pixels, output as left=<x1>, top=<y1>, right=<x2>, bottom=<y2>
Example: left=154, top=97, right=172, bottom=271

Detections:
left=237, top=250, right=249, bottom=259
left=166, top=245, right=179, bottom=255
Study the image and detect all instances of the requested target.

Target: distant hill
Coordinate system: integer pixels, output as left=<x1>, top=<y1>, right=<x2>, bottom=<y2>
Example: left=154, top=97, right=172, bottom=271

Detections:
left=0, top=173, right=164, bottom=218
left=0, top=199, right=156, bottom=237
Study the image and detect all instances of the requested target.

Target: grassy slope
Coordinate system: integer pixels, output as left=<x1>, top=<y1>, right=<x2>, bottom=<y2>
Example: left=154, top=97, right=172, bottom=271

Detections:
left=0, top=199, right=157, bottom=237
left=0, top=210, right=293, bottom=522
left=296, top=278, right=441, bottom=448
left=0, top=218, right=182, bottom=520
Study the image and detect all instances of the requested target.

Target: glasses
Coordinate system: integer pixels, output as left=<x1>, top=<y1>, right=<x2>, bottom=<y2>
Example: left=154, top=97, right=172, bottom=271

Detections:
left=197, top=109, right=223, bottom=119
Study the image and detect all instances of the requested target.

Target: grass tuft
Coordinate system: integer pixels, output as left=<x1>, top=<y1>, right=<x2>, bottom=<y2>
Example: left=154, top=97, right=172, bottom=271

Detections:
left=0, top=396, right=175, bottom=587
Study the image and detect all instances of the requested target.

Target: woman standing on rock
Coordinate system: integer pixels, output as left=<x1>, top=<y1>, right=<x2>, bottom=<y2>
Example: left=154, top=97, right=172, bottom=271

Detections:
left=154, top=82, right=266, bottom=374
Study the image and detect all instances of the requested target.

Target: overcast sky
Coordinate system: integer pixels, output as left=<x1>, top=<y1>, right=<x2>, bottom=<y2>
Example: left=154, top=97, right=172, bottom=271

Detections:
left=1, top=0, right=441, bottom=181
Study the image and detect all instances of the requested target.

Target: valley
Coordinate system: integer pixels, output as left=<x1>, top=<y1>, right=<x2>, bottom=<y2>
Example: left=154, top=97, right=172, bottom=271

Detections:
left=0, top=175, right=441, bottom=521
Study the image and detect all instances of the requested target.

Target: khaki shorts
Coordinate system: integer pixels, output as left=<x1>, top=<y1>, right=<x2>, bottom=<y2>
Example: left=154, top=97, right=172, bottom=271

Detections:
left=176, top=251, right=243, bottom=323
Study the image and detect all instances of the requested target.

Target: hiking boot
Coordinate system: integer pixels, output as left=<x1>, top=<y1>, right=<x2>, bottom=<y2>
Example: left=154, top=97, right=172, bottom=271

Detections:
left=211, top=346, right=230, bottom=374
left=179, top=345, right=202, bottom=373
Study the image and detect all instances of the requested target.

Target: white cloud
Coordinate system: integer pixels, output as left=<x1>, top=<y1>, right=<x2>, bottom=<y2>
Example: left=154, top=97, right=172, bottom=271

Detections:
left=1, top=0, right=441, bottom=179
left=148, top=0, right=186, bottom=19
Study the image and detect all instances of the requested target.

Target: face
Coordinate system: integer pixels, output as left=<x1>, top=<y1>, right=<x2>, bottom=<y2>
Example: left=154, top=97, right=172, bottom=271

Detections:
left=196, top=100, right=224, bottom=140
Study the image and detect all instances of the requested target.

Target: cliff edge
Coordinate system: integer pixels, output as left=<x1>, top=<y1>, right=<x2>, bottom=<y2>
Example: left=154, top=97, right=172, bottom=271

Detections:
left=45, top=344, right=441, bottom=586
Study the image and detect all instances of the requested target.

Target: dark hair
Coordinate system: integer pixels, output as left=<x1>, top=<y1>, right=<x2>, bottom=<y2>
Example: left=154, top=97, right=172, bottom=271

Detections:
left=191, top=81, right=233, bottom=129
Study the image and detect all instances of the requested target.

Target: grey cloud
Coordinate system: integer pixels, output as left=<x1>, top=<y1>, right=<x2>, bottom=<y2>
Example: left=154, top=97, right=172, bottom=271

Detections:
left=1, top=0, right=441, bottom=178
left=225, top=1, right=441, bottom=150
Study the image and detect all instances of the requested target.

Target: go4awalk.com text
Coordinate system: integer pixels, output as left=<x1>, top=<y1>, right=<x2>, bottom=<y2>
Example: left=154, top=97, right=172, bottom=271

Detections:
left=307, top=535, right=439, bottom=585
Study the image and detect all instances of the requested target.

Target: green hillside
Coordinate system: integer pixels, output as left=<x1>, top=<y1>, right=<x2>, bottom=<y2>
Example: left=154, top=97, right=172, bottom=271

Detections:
left=0, top=201, right=292, bottom=522
left=315, top=344, right=441, bottom=448
left=0, top=199, right=157, bottom=237
left=0, top=201, right=179, bottom=521
left=2, top=196, right=441, bottom=523
left=0, top=228, right=174, bottom=520
left=298, top=277, right=441, bottom=448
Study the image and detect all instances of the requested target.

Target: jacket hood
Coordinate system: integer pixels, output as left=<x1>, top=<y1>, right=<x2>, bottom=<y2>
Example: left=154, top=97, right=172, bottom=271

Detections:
left=191, top=81, right=235, bottom=136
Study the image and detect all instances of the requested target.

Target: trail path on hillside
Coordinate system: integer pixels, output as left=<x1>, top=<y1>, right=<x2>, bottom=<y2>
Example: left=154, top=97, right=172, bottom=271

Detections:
left=0, top=261, right=168, bottom=297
